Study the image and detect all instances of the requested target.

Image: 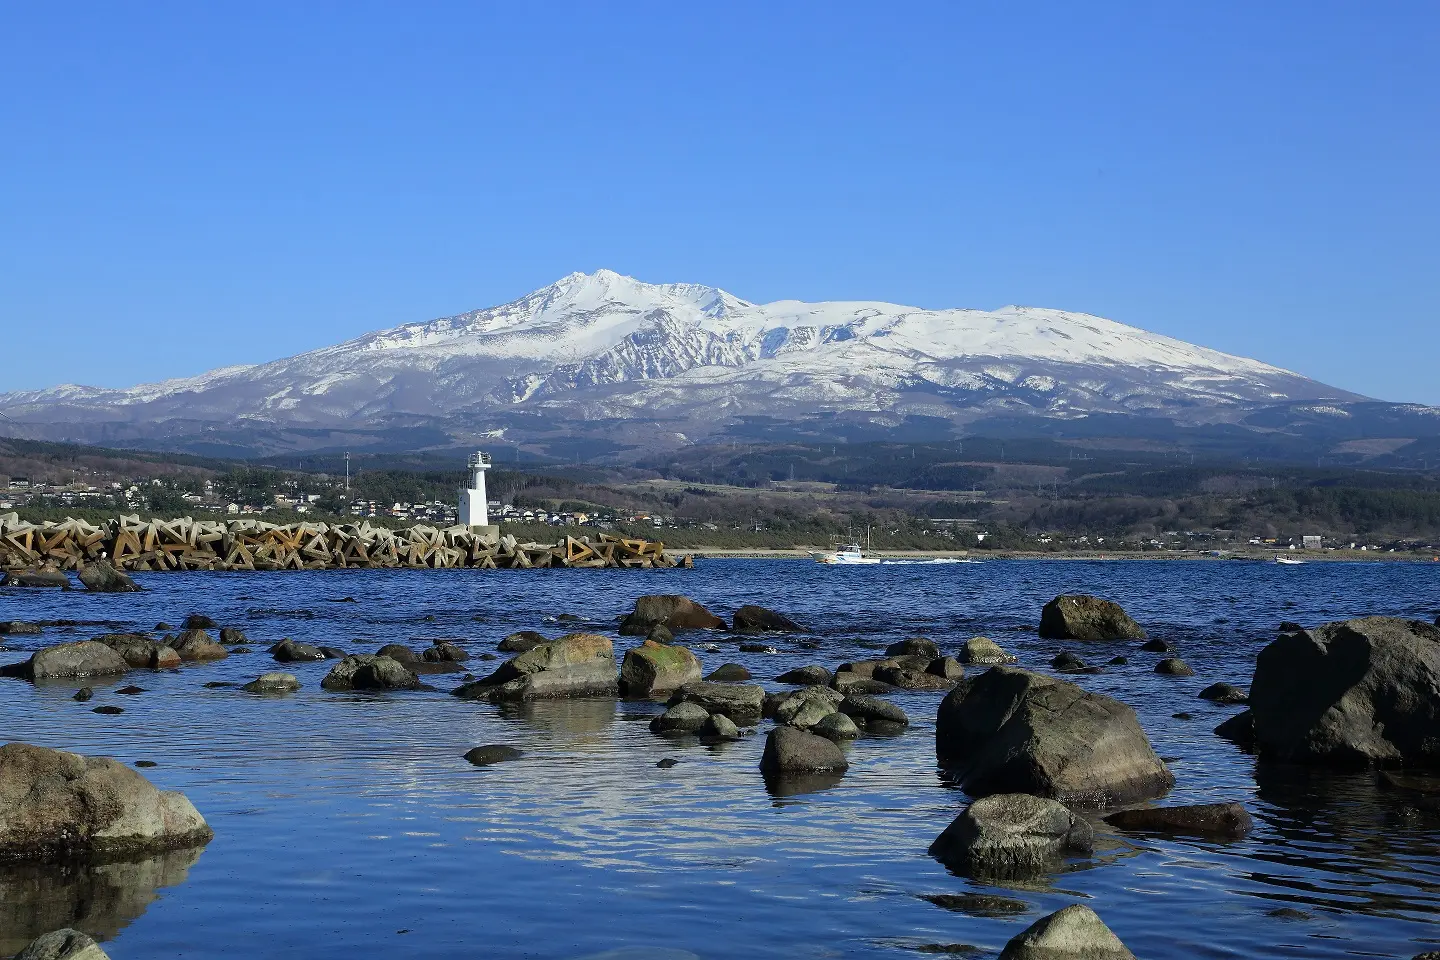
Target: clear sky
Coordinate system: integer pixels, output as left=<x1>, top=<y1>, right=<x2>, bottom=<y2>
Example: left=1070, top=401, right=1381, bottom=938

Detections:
left=2, top=2, right=1436, bottom=402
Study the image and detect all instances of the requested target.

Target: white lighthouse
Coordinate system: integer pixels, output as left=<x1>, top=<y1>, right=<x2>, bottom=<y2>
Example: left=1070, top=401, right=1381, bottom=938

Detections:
left=459, top=450, right=492, bottom=528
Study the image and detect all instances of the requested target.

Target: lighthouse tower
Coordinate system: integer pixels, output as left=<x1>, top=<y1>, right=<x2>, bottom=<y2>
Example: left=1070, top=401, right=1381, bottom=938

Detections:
left=459, top=450, right=492, bottom=528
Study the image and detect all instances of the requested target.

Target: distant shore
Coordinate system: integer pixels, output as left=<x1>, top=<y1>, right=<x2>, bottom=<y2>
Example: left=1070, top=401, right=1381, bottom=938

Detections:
left=691, top=547, right=1440, bottom=562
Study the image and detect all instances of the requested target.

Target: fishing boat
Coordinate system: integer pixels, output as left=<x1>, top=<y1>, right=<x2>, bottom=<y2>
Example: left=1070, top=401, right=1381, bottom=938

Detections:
left=813, top=543, right=882, bottom=565
left=1274, top=555, right=1305, bottom=565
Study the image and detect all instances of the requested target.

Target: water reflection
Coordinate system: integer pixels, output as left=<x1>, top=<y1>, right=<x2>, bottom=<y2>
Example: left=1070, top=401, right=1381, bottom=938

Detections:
left=499, top=698, right=619, bottom=741
left=0, top=845, right=206, bottom=953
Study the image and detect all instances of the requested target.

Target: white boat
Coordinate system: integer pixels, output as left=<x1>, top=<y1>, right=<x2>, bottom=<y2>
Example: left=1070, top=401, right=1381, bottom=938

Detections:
left=1274, top=555, right=1305, bottom=565
left=814, top=543, right=882, bottom=565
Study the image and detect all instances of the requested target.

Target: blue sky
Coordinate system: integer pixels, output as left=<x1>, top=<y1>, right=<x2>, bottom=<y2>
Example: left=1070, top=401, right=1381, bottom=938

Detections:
left=2, top=2, right=1436, bottom=401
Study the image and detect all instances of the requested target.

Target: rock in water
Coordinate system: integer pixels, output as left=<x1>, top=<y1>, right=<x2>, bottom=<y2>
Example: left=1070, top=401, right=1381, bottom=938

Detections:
left=218, top=627, right=247, bottom=644
left=14, top=929, right=111, bottom=960
left=452, top=633, right=617, bottom=702
left=998, top=905, right=1137, bottom=960
left=170, top=630, right=228, bottom=662
left=183, top=614, right=219, bottom=630
left=498, top=631, right=547, bottom=652
left=886, top=637, right=941, bottom=659
left=732, top=605, right=804, bottom=633
left=936, top=667, right=1173, bottom=806
left=928, top=657, right=966, bottom=680
left=776, top=665, right=831, bottom=686
left=812, top=711, right=860, bottom=741
left=618, top=640, right=702, bottom=697
left=1039, top=595, right=1145, bottom=641
left=666, top=681, right=765, bottom=725
left=1140, top=638, right=1175, bottom=653
left=929, top=794, right=1094, bottom=876
left=645, top=624, right=675, bottom=645
left=649, top=702, right=710, bottom=735
left=773, top=687, right=843, bottom=730
left=706, top=663, right=752, bottom=682
left=3, top=641, right=130, bottom=681
left=376, top=644, right=419, bottom=663
left=1214, top=709, right=1255, bottom=747
left=0, top=621, right=43, bottom=635
left=838, top=694, right=909, bottom=733
left=699, top=713, right=740, bottom=739
left=422, top=641, right=470, bottom=663
left=271, top=639, right=325, bottom=663
left=242, top=673, right=301, bottom=694
left=463, top=745, right=524, bottom=766
left=77, top=561, right=141, bottom=593
left=3, top=571, right=71, bottom=589
left=958, top=636, right=1017, bottom=665
left=1103, top=802, right=1253, bottom=838
left=1198, top=682, right=1249, bottom=704
left=0, top=742, right=212, bottom=861
left=322, top=655, right=421, bottom=691
left=760, top=726, right=849, bottom=774
left=618, top=595, right=726, bottom=635
left=97, top=635, right=181, bottom=670
left=1249, top=616, right=1440, bottom=765
left=1154, top=658, right=1194, bottom=677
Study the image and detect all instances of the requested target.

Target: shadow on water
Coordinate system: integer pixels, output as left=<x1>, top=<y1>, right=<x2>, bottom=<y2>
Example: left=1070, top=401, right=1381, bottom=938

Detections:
left=1245, top=761, right=1440, bottom=919
left=763, top=770, right=847, bottom=798
left=0, top=845, right=207, bottom=953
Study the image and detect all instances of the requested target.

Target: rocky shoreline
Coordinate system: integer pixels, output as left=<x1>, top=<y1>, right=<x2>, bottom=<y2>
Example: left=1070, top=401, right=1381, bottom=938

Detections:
left=3, top=584, right=1439, bottom=959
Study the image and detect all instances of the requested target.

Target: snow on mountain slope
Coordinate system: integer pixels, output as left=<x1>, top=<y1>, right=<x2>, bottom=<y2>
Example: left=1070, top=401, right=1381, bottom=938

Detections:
left=0, top=270, right=1362, bottom=445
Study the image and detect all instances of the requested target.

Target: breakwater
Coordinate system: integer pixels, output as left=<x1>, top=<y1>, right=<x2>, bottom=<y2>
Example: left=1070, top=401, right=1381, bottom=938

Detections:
left=0, top=513, right=688, bottom=572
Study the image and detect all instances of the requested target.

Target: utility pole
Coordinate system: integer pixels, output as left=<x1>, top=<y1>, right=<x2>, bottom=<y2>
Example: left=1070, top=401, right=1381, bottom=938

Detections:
left=344, top=453, right=351, bottom=497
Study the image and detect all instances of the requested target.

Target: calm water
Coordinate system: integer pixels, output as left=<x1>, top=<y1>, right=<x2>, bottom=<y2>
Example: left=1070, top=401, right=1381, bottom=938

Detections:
left=2, top=559, right=1439, bottom=960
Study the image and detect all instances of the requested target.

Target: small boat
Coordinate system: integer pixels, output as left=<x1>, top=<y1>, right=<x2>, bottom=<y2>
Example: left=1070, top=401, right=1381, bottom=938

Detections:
left=814, top=544, right=882, bottom=565
left=1274, top=555, right=1305, bottom=565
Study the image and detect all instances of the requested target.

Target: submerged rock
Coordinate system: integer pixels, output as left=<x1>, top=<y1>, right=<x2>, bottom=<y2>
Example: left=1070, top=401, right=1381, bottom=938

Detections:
left=1039, top=595, right=1145, bottom=642
left=732, top=605, right=803, bottom=633
left=929, top=793, right=1094, bottom=876
left=760, top=726, right=849, bottom=774
left=0, top=621, right=42, bottom=636
left=453, top=633, right=617, bottom=702
left=14, top=929, right=111, bottom=960
left=321, top=655, right=420, bottom=691
left=463, top=745, right=524, bottom=766
left=667, top=681, right=765, bottom=725
left=998, top=905, right=1136, bottom=960
left=619, top=640, right=702, bottom=697
left=1249, top=616, right=1440, bottom=766
left=958, top=636, right=1016, bottom=665
left=936, top=667, right=1173, bottom=806
left=77, top=562, right=140, bottom=593
left=1104, top=802, right=1253, bottom=838
left=618, top=595, right=726, bottom=635
left=242, top=673, right=301, bottom=694
left=0, top=742, right=212, bottom=861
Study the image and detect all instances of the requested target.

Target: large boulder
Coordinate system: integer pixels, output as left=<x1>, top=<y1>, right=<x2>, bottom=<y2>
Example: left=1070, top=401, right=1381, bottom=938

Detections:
left=618, top=640, right=702, bottom=697
left=649, top=701, right=710, bottom=735
left=498, top=631, right=547, bottom=652
left=76, top=562, right=141, bottom=593
left=0, top=742, right=212, bottom=861
left=936, top=667, right=1173, bottom=806
left=2, top=571, right=71, bottom=589
left=958, top=636, right=1016, bottom=665
left=618, top=595, right=726, bottom=635
left=14, top=930, right=110, bottom=960
left=271, top=639, right=325, bottom=663
left=3, top=641, right=130, bottom=681
left=666, top=681, right=765, bottom=725
left=706, top=663, right=751, bottom=682
left=886, top=637, right=941, bottom=659
left=928, top=793, right=1094, bottom=876
left=773, top=686, right=843, bottom=730
left=760, top=726, right=849, bottom=774
left=452, top=633, right=617, bottom=702
left=321, top=655, right=420, bottom=691
left=169, top=630, right=228, bottom=662
left=732, top=605, right=803, bottom=633
left=1249, top=616, right=1440, bottom=766
left=777, top=665, right=831, bottom=686
left=998, top=905, right=1137, bottom=960
left=422, top=641, right=470, bottom=663
left=1039, top=595, right=1145, bottom=641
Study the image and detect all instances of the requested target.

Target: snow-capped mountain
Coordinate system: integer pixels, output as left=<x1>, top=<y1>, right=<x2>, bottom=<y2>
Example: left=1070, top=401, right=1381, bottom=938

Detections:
left=0, top=270, right=1367, bottom=455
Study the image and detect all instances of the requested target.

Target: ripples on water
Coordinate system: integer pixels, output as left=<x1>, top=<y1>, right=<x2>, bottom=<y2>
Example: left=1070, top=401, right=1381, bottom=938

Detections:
left=1, top=560, right=1438, bottom=959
